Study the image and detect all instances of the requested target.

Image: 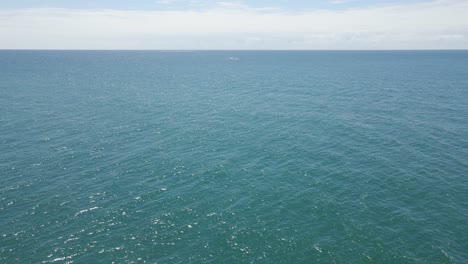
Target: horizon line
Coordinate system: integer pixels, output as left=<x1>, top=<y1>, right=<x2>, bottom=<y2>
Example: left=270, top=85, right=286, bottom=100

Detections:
left=1, top=49, right=468, bottom=51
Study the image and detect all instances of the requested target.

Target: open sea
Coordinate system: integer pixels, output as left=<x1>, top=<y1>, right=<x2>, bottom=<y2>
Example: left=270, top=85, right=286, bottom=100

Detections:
left=0, top=50, right=467, bottom=263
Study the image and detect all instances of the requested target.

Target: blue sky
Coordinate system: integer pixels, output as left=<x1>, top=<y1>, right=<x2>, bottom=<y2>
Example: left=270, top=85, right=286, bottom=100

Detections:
left=0, top=0, right=425, bottom=11
left=0, top=0, right=467, bottom=49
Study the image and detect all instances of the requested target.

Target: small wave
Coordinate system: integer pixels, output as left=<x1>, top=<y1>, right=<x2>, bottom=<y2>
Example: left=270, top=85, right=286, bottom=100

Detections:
left=74, top=207, right=99, bottom=217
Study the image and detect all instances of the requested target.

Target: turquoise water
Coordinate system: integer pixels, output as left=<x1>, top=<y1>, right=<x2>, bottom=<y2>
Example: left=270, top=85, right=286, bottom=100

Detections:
left=1, top=51, right=467, bottom=263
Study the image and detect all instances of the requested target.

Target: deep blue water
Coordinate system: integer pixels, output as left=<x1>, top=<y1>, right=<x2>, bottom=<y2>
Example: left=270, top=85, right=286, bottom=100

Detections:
left=1, top=51, right=467, bottom=263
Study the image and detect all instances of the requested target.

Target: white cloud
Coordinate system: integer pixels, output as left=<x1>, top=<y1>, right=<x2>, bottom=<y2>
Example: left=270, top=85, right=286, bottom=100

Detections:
left=329, top=0, right=350, bottom=5
left=156, top=0, right=178, bottom=4
left=0, top=0, right=467, bottom=49
left=216, top=1, right=250, bottom=9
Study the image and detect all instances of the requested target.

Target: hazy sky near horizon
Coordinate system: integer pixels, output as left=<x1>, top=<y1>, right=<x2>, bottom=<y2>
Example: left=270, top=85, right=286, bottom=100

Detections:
left=1, top=0, right=467, bottom=49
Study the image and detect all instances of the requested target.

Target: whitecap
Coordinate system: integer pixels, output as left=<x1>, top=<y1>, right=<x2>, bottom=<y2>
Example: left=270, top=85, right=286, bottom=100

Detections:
left=75, top=206, right=99, bottom=216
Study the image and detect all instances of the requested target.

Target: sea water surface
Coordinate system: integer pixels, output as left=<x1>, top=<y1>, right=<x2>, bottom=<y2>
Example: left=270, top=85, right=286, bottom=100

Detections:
left=0, top=51, right=467, bottom=263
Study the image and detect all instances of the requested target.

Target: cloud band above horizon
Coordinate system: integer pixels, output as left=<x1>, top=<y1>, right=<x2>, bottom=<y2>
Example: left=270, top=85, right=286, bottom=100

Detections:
left=1, top=0, right=468, bottom=50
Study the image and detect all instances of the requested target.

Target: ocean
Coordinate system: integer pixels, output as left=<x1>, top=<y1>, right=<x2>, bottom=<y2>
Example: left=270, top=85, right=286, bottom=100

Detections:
left=1, top=50, right=467, bottom=263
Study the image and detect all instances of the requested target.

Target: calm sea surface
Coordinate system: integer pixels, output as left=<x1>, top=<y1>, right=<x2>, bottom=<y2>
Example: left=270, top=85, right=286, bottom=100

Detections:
left=1, top=51, right=467, bottom=263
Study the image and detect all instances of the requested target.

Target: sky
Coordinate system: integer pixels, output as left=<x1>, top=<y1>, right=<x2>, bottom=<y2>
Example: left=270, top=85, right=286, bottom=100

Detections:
left=0, top=0, right=467, bottom=49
